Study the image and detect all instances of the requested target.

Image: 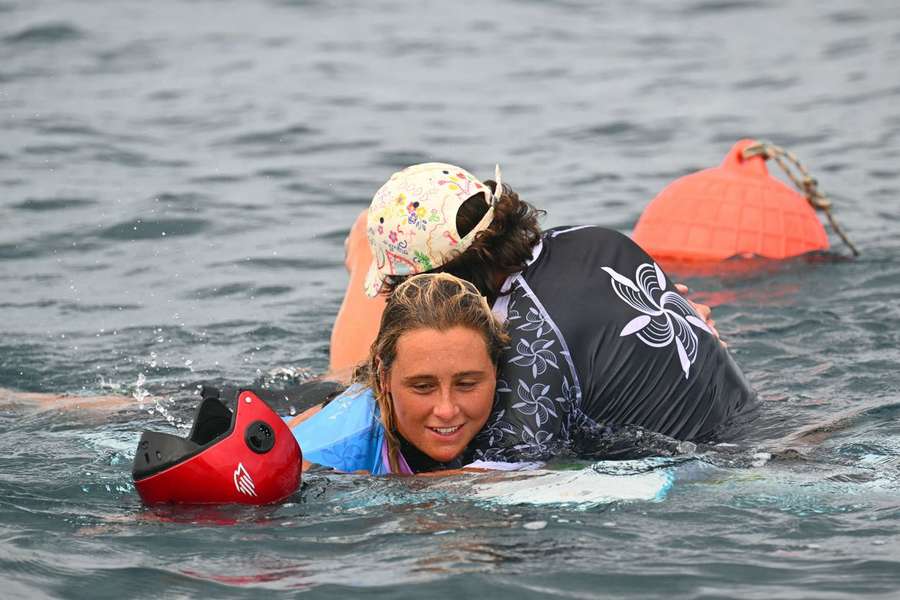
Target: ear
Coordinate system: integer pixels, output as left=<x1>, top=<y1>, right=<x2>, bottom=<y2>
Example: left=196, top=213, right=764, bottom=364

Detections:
left=375, top=357, right=390, bottom=395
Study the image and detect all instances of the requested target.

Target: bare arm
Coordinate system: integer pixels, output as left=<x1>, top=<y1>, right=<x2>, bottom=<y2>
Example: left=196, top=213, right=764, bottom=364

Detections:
left=0, top=388, right=134, bottom=412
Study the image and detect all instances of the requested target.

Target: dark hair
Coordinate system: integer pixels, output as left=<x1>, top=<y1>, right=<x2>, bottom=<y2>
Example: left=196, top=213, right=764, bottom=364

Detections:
left=383, top=181, right=544, bottom=303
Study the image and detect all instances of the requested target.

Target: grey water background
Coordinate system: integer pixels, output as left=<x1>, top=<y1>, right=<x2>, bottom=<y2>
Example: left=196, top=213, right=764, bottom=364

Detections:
left=1, top=0, right=899, bottom=597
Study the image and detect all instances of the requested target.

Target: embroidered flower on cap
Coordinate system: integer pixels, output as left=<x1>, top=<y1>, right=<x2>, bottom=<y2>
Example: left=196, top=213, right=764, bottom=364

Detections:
left=363, top=163, right=501, bottom=297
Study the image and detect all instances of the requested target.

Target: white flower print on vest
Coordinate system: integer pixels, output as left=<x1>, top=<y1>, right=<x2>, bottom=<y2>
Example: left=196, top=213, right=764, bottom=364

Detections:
left=602, top=262, right=712, bottom=379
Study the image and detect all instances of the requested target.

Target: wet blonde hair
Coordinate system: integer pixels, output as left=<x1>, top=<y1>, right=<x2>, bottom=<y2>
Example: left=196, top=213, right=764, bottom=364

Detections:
left=354, top=272, right=508, bottom=472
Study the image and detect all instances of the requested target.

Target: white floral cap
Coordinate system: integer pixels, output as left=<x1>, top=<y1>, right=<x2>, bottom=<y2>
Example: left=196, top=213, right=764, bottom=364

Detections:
left=363, top=163, right=500, bottom=297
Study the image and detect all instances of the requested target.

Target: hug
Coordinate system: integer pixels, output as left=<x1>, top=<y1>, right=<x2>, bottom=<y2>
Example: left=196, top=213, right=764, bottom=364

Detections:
left=134, top=162, right=759, bottom=501
left=286, top=162, right=756, bottom=473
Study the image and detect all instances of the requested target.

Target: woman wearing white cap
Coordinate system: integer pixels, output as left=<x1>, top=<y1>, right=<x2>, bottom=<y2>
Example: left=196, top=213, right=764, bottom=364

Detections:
left=333, top=163, right=758, bottom=462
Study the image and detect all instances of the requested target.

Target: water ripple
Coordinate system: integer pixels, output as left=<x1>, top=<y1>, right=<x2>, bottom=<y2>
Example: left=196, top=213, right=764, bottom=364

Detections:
left=225, top=124, right=320, bottom=147
left=12, top=197, right=97, bottom=212
left=1, top=0, right=899, bottom=597
left=96, top=218, right=210, bottom=241
left=0, top=235, right=101, bottom=260
left=4, top=22, right=83, bottom=46
left=682, top=1, right=771, bottom=14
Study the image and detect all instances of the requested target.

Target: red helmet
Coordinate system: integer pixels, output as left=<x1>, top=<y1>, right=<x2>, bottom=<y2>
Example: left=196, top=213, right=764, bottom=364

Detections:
left=132, top=388, right=302, bottom=505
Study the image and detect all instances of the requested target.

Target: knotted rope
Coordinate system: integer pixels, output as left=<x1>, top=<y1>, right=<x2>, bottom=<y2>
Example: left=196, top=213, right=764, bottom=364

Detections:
left=741, top=141, right=859, bottom=256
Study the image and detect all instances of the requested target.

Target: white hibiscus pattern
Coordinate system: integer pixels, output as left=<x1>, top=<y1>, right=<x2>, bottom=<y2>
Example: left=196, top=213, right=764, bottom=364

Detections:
left=509, top=338, right=558, bottom=378
left=512, top=380, right=557, bottom=427
left=602, top=262, right=713, bottom=379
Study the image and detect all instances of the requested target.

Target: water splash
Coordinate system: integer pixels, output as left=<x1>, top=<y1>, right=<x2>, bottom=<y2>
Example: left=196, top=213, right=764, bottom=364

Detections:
left=129, top=372, right=188, bottom=430
left=131, top=372, right=150, bottom=408
left=254, top=365, right=318, bottom=388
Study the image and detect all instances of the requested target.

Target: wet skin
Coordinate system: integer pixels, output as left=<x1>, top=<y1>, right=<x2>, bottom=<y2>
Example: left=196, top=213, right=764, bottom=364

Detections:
left=384, top=326, right=497, bottom=464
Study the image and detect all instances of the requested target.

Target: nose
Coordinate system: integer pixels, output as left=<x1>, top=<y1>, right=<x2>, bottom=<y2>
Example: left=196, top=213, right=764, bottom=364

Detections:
left=432, top=387, right=460, bottom=421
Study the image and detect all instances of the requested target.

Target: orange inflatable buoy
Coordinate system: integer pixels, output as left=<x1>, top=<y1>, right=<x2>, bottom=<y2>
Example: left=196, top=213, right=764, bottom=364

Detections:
left=633, top=139, right=830, bottom=262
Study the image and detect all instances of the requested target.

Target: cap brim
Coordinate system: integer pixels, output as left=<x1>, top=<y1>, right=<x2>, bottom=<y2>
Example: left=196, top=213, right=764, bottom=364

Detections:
left=362, top=260, right=385, bottom=298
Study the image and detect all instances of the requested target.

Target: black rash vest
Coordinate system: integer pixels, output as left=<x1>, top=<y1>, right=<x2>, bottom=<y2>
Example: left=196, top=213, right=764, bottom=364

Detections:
left=467, top=226, right=758, bottom=462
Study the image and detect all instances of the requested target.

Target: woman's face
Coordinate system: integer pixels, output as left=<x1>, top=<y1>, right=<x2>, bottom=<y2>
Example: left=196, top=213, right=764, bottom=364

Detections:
left=384, top=326, right=496, bottom=464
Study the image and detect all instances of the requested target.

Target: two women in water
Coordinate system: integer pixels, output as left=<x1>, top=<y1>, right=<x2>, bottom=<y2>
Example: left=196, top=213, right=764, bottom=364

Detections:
left=324, top=162, right=758, bottom=466
left=4, top=161, right=760, bottom=479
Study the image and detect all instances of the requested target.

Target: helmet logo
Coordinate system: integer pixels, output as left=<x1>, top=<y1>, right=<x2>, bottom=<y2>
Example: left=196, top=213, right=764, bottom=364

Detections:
left=233, top=462, right=257, bottom=497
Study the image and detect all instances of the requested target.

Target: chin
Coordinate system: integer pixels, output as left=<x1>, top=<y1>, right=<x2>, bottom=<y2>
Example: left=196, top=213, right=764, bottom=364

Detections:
left=427, top=446, right=464, bottom=463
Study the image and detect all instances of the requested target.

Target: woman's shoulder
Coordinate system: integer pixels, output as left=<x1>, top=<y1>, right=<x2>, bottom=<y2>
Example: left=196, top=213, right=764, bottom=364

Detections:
left=296, top=384, right=378, bottom=434
left=288, top=385, right=388, bottom=474
left=291, top=385, right=381, bottom=442
left=544, top=225, right=635, bottom=247
left=529, top=225, right=652, bottom=275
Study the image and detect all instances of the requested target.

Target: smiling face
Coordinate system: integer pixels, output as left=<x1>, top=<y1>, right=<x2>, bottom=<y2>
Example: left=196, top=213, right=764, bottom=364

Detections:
left=383, top=326, right=497, bottom=464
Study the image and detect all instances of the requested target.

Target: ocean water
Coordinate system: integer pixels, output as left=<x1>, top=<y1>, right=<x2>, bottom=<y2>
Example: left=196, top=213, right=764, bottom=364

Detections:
left=1, top=0, right=899, bottom=598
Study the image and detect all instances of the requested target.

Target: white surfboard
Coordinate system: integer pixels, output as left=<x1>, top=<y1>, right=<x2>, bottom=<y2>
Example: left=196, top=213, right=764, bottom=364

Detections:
left=321, top=460, right=676, bottom=510
left=434, top=460, right=675, bottom=507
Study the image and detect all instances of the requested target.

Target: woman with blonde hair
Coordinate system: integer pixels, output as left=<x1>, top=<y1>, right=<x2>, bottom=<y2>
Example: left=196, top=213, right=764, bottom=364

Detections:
left=289, top=272, right=508, bottom=474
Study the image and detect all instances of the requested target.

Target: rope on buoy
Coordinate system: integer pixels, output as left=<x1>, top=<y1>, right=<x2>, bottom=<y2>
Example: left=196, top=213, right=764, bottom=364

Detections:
left=741, top=142, right=859, bottom=256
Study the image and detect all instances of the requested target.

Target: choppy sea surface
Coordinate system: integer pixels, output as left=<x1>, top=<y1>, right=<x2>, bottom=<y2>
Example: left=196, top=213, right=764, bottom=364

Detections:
left=1, top=1, right=899, bottom=598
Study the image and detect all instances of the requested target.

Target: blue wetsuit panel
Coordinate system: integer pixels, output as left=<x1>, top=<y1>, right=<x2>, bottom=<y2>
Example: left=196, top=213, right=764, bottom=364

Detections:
left=286, top=385, right=389, bottom=475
